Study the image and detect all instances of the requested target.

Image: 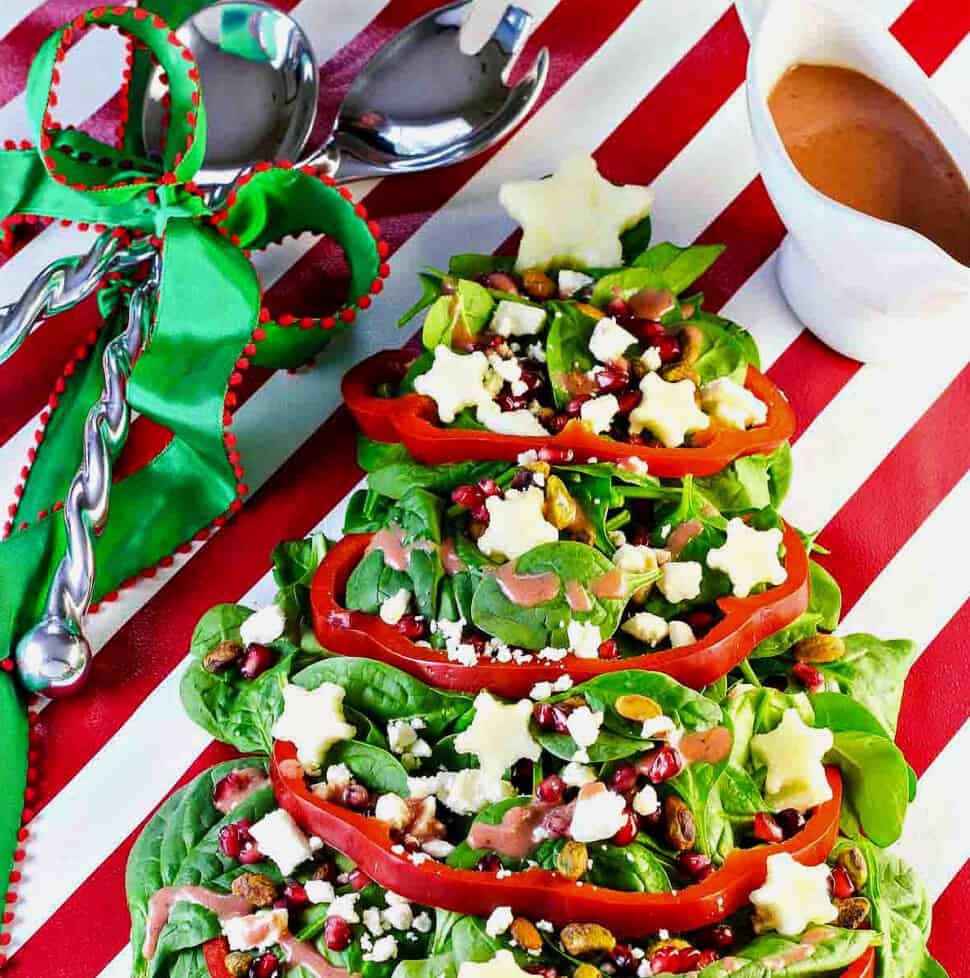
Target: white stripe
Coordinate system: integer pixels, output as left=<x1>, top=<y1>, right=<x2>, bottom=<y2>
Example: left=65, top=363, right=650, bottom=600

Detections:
left=838, top=473, right=970, bottom=649
left=96, top=946, right=131, bottom=978
left=895, top=718, right=970, bottom=902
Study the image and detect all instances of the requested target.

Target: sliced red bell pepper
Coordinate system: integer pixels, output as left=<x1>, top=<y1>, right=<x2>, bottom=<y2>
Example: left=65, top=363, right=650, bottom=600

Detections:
left=310, top=521, right=809, bottom=697
left=273, top=750, right=842, bottom=936
left=342, top=350, right=796, bottom=477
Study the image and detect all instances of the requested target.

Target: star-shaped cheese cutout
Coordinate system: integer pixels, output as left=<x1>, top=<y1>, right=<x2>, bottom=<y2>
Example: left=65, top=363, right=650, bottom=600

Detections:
left=477, top=486, right=559, bottom=561
left=706, top=517, right=787, bottom=597
left=749, top=853, right=838, bottom=936
left=699, top=377, right=768, bottom=430
left=458, top=951, right=536, bottom=978
left=413, top=345, right=492, bottom=423
left=498, top=155, right=653, bottom=271
left=628, top=372, right=709, bottom=448
left=455, top=691, right=541, bottom=779
left=750, top=708, right=833, bottom=812
left=271, top=682, right=357, bottom=772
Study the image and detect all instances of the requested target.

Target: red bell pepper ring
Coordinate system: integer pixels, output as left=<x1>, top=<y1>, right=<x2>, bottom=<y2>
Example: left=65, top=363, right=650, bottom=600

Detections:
left=310, top=522, right=809, bottom=697
left=273, top=748, right=842, bottom=936
left=342, top=349, right=796, bottom=477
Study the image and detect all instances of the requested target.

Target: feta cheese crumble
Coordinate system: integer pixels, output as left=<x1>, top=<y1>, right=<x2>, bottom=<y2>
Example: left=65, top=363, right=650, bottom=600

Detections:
left=485, top=906, right=515, bottom=937
left=700, top=377, right=768, bottom=430
left=589, top=317, right=637, bottom=363
left=621, top=612, right=669, bottom=647
left=239, top=603, right=286, bottom=646
left=565, top=705, right=603, bottom=762
left=569, top=782, right=627, bottom=842
left=223, top=908, right=288, bottom=952
left=491, top=300, right=547, bottom=337
left=657, top=561, right=703, bottom=603
left=580, top=393, right=620, bottom=434
left=558, top=269, right=594, bottom=297
left=247, top=809, right=312, bottom=876
left=379, top=588, right=411, bottom=625
left=566, top=618, right=603, bottom=659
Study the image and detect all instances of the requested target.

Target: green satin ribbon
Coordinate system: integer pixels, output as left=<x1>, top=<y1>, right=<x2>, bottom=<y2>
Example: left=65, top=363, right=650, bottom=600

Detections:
left=0, top=3, right=382, bottom=912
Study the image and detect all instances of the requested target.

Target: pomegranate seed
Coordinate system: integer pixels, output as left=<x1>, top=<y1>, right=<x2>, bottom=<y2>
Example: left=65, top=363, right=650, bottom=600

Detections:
left=218, top=823, right=244, bottom=859
left=342, top=784, right=371, bottom=811
left=518, top=369, right=544, bottom=395
left=550, top=702, right=577, bottom=734
left=452, top=484, right=485, bottom=510
left=536, top=774, right=565, bottom=804
left=647, top=947, right=681, bottom=974
left=616, top=390, right=641, bottom=415
left=564, top=394, right=592, bottom=416
left=638, top=745, right=683, bottom=784
left=496, top=392, right=529, bottom=412
left=525, top=967, right=557, bottom=978
left=793, top=661, right=825, bottom=691
left=696, top=950, right=720, bottom=966
left=324, top=916, right=353, bottom=951
left=533, top=702, right=557, bottom=730
left=250, top=952, right=280, bottom=978
left=678, top=851, right=713, bottom=881
left=677, top=948, right=702, bottom=971
left=510, top=468, right=534, bottom=490
left=538, top=446, right=575, bottom=464
left=627, top=319, right=667, bottom=343
left=684, top=610, right=716, bottom=635
left=477, top=852, right=503, bottom=872
left=478, top=478, right=501, bottom=497
left=628, top=524, right=652, bottom=546
left=471, top=504, right=491, bottom=523
left=609, top=944, right=636, bottom=973
left=239, top=644, right=276, bottom=680
left=465, top=632, right=487, bottom=655
left=397, top=615, right=426, bottom=640
left=598, top=639, right=619, bottom=659
left=653, top=334, right=681, bottom=364
left=547, top=413, right=570, bottom=433
left=612, top=810, right=639, bottom=846
left=594, top=364, right=629, bottom=392
left=831, top=865, right=855, bottom=898
left=775, top=808, right=806, bottom=838
left=212, top=769, right=262, bottom=812
left=609, top=764, right=638, bottom=794
left=697, top=922, right=734, bottom=950
left=606, top=298, right=629, bottom=319
left=284, top=880, right=309, bottom=908
left=349, top=868, right=370, bottom=891
left=542, top=806, right=573, bottom=838
left=753, top=811, right=784, bottom=843
left=480, top=271, right=520, bottom=295
left=239, top=843, right=263, bottom=865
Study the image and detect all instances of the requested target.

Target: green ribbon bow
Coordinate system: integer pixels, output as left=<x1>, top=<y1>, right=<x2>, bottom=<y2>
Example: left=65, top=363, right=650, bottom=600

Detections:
left=0, top=2, right=385, bottom=919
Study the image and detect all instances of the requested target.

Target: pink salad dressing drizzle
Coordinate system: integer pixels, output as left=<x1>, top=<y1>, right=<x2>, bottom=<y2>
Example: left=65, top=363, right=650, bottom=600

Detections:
left=564, top=580, right=593, bottom=612
left=143, top=887, right=251, bottom=959
left=763, top=944, right=815, bottom=969
left=281, top=933, right=354, bottom=978
left=468, top=800, right=575, bottom=859
left=803, top=927, right=838, bottom=944
left=678, top=726, right=732, bottom=765
left=629, top=287, right=676, bottom=321
left=494, top=561, right=560, bottom=607
left=666, top=519, right=704, bottom=558
left=590, top=567, right=628, bottom=599
left=439, top=538, right=465, bottom=575
left=366, top=525, right=434, bottom=572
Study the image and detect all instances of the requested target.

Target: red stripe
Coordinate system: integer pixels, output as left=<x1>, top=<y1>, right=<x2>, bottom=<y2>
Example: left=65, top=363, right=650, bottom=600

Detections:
left=926, top=859, right=970, bottom=976
left=897, top=599, right=970, bottom=778
left=13, top=740, right=238, bottom=978
left=890, top=0, right=970, bottom=74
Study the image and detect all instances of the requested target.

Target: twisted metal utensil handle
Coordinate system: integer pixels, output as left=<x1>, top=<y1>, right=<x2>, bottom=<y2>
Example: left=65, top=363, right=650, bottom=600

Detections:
left=0, top=230, right=155, bottom=365
left=14, top=255, right=161, bottom=696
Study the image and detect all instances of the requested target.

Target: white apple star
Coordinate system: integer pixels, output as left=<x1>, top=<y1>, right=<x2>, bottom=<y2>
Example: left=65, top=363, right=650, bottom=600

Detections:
left=455, top=691, right=541, bottom=779
left=628, top=371, right=709, bottom=447
left=750, top=853, right=838, bottom=936
left=750, top=708, right=834, bottom=812
left=706, top=517, right=787, bottom=598
left=413, top=345, right=493, bottom=423
left=498, top=155, right=653, bottom=271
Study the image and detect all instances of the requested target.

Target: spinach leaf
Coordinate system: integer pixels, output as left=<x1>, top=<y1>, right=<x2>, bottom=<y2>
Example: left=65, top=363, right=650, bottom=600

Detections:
left=189, top=604, right=252, bottom=659
left=422, top=280, right=494, bottom=350
left=126, top=759, right=276, bottom=978
left=451, top=915, right=507, bottom=963
left=391, top=489, right=445, bottom=545
left=345, top=549, right=412, bottom=616
left=750, top=560, right=842, bottom=660
left=398, top=351, right=434, bottom=395
left=271, top=533, right=329, bottom=621
left=344, top=488, right=395, bottom=535
left=545, top=303, right=600, bottom=409
left=687, top=311, right=752, bottom=384
left=448, top=253, right=516, bottom=280
left=591, top=266, right=667, bottom=307
left=447, top=798, right=533, bottom=869
left=470, top=541, right=627, bottom=650
left=325, top=741, right=408, bottom=795
left=399, top=270, right=446, bottom=328
left=293, top=658, right=472, bottom=737
left=586, top=840, right=672, bottom=892
left=695, top=443, right=794, bottom=514
left=630, top=242, right=724, bottom=294
left=814, top=634, right=917, bottom=736
left=620, top=215, right=652, bottom=263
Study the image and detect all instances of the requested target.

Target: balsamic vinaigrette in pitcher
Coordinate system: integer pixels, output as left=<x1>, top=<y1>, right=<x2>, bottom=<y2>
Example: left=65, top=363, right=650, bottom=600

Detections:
left=768, top=63, right=970, bottom=266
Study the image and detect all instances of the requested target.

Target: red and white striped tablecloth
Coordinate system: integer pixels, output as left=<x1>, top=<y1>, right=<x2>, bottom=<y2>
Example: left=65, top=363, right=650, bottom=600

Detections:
left=0, top=1, right=967, bottom=975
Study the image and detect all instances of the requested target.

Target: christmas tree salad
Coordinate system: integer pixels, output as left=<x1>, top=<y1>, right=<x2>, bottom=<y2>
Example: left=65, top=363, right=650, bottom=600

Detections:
left=343, top=156, right=794, bottom=475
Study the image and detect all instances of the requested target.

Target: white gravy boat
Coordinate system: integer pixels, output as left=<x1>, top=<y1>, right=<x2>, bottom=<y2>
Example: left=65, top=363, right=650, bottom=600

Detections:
left=737, top=0, right=970, bottom=363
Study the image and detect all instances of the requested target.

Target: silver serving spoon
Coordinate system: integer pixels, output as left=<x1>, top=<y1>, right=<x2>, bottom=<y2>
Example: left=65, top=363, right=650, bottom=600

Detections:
left=141, top=0, right=549, bottom=184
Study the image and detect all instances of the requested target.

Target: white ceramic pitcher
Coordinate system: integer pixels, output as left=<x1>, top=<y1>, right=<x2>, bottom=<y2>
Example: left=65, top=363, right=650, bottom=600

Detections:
left=737, top=0, right=970, bottom=363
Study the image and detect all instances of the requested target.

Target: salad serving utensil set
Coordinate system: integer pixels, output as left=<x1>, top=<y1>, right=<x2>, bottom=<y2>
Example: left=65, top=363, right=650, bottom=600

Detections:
left=4, top=0, right=548, bottom=698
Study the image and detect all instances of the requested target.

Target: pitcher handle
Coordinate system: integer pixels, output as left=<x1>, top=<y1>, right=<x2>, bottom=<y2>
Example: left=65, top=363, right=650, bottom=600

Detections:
left=734, top=0, right=767, bottom=38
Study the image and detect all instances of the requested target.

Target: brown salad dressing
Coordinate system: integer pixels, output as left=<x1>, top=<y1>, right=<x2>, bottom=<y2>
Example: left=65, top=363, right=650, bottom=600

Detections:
left=768, top=64, right=970, bottom=265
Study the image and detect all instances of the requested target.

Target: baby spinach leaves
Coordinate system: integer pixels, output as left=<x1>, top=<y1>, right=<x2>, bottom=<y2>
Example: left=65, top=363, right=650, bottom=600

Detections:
left=695, top=443, right=793, bottom=513
left=585, top=840, right=672, bottom=893
left=325, top=740, right=409, bottom=796
left=421, top=280, right=495, bottom=350
left=470, top=541, right=628, bottom=650
left=630, top=242, right=725, bottom=295
left=545, top=302, right=600, bottom=408
left=272, top=533, right=329, bottom=621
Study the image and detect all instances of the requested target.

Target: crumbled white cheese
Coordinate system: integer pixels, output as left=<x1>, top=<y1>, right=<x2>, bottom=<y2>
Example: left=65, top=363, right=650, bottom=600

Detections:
left=271, top=682, right=356, bottom=772
left=526, top=342, right=546, bottom=363
left=632, top=783, right=659, bottom=816
left=382, top=902, right=413, bottom=931
left=554, top=674, right=574, bottom=692
left=488, top=351, right=524, bottom=386
left=641, top=347, right=663, bottom=372
left=558, top=269, right=594, bottom=297
left=438, top=769, right=515, bottom=816
left=476, top=486, right=559, bottom=561
left=640, top=715, right=677, bottom=740
left=223, top=908, right=288, bottom=952
left=387, top=719, right=419, bottom=754
left=422, top=838, right=455, bottom=859
left=364, top=906, right=386, bottom=937
left=566, top=618, right=603, bottom=659
left=364, top=935, right=399, bottom=963
left=658, top=561, right=703, bottom=603
left=248, top=809, right=312, bottom=876
left=621, top=612, right=669, bottom=647
left=530, top=681, right=554, bottom=700
left=239, top=603, right=286, bottom=646
left=485, top=906, right=515, bottom=937
left=569, top=783, right=627, bottom=842
left=706, top=518, right=787, bottom=598
left=613, top=543, right=658, bottom=574
left=750, top=709, right=833, bottom=812
left=566, top=705, right=603, bottom=763
left=561, top=761, right=597, bottom=787
left=749, top=853, right=838, bottom=936
left=455, top=692, right=541, bottom=779
left=589, top=317, right=637, bottom=363
left=413, top=345, right=493, bottom=423
left=700, top=377, right=768, bottom=430
left=498, top=155, right=653, bottom=271
left=325, top=763, right=352, bottom=787
left=406, top=775, right=441, bottom=799
left=413, top=912, right=433, bottom=933
left=668, top=620, right=697, bottom=648
left=580, top=393, right=620, bottom=434
left=328, top=893, right=360, bottom=923
left=628, top=372, right=709, bottom=447
left=491, top=300, right=548, bottom=337
left=477, top=401, right=548, bottom=436
left=374, top=793, right=411, bottom=830
left=379, top=588, right=411, bottom=625
left=304, top=879, right=335, bottom=905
